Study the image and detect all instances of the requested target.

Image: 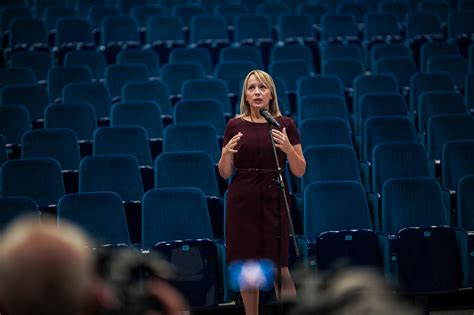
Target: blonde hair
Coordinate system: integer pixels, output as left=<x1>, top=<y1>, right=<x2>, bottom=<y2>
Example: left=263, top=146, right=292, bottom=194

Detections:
left=237, top=69, right=282, bottom=118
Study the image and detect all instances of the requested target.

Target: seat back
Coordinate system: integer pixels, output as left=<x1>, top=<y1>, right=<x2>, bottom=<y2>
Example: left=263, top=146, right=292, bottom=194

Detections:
left=321, top=43, right=363, bottom=67
left=379, top=2, right=409, bottom=22
left=337, top=3, right=368, bottom=24
left=122, top=81, right=172, bottom=116
left=374, top=56, right=417, bottom=88
left=79, top=154, right=144, bottom=201
left=173, top=3, right=208, bottom=29
left=163, top=123, right=220, bottom=163
left=10, top=51, right=52, bottom=83
left=298, top=95, right=348, bottom=124
left=269, top=60, right=312, bottom=92
left=304, top=181, right=372, bottom=237
left=154, top=151, right=219, bottom=197
left=297, top=75, right=344, bottom=100
left=457, top=175, right=474, bottom=231
left=174, top=99, right=226, bottom=137
left=234, top=14, right=272, bottom=42
left=1, top=158, right=65, bottom=207
left=105, top=64, right=149, bottom=100
left=117, top=50, right=160, bottom=77
left=364, top=13, right=400, bottom=40
left=130, top=4, right=163, bottom=28
left=359, top=94, right=408, bottom=136
left=56, top=17, right=93, bottom=47
left=190, top=15, right=228, bottom=44
left=87, top=5, right=120, bottom=30
left=442, top=140, right=474, bottom=191
left=101, top=16, right=139, bottom=45
left=160, top=62, right=205, bottom=95
left=406, top=12, right=442, bottom=40
left=0, top=105, right=31, bottom=144
left=427, top=55, right=469, bottom=88
left=0, top=136, right=7, bottom=166
left=321, top=13, right=358, bottom=41
left=58, top=192, right=130, bottom=245
left=0, top=197, right=38, bottom=229
left=371, top=43, right=411, bottom=69
left=427, top=114, right=474, bottom=161
left=111, top=101, right=163, bottom=139
left=448, top=11, right=474, bottom=39
left=154, top=238, right=220, bottom=307
left=397, top=226, right=461, bottom=293
left=372, top=143, right=431, bottom=194
left=382, top=177, right=448, bottom=234
left=146, top=16, right=185, bottom=43
left=64, top=51, right=107, bottom=81
left=1, top=84, right=48, bottom=121
left=93, top=126, right=153, bottom=167
left=353, top=74, right=399, bottom=113
left=169, top=48, right=213, bottom=76
left=363, top=116, right=416, bottom=162
left=219, top=45, right=263, bottom=69
left=214, top=61, right=256, bottom=95
left=142, top=187, right=213, bottom=247
left=44, top=102, right=97, bottom=141
left=420, top=42, right=460, bottom=72
left=277, top=13, right=314, bottom=41
left=10, top=18, right=47, bottom=47
left=181, top=79, right=231, bottom=116
left=63, top=82, right=110, bottom=119
left=22, top=129, right=80, bottom=170
left=302, top=145, right=361, bottom=190
left=410, top=72, right=455, bottom=112
left=271, top=45, right=315, bottom=72
left=0, top=67, right=35, bottom=89
left=418, top=91, right=467, bottom=134
left=322, top=58, right=365, bottom=89
left=300, top=118, right=353, bottom=149
left=47, top=66, right=92, bottom=102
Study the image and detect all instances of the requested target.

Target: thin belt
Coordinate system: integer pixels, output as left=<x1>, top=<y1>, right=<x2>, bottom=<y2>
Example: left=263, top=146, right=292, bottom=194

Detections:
left=235, top=168, right=279, bottom=173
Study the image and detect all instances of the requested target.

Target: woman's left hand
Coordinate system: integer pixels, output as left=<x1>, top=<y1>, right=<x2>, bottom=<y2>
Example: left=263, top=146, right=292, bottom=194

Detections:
left=272, top=127, right=293, bottom=154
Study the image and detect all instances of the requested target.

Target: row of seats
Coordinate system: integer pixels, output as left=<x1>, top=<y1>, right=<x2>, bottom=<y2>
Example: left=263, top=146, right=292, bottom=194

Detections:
left=1, top=69, right=472, bottom=144
left=4, top=0, right=474, bottom=20
left=2, top=10, right=474, bottom=58
left=2, top=99, right=474, bottom=170
left=2, top=160, right=474, bottom=296
left=2, top=122, right=474, bottom=229
left=0, top=188, right=227, bottom=307
left=3, top=1, right=474, bottom=39
left=4, top=40, right=474, bottom=83
left=1, top=50, right=473, bottom=115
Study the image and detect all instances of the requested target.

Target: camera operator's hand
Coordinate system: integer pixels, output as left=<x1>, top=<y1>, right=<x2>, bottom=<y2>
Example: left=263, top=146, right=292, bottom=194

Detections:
left=146, top=279, right=187, bottom=315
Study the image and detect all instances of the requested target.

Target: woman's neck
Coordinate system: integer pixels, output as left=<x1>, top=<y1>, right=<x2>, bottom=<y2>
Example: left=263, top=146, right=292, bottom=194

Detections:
left=249, top=109, right=260, bottom=120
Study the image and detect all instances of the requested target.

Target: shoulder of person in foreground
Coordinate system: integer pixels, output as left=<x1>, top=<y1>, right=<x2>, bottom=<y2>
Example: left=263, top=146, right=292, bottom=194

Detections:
left=290, top=266, right=422, bottom=315
left=0, top=215, right=115, bottom=315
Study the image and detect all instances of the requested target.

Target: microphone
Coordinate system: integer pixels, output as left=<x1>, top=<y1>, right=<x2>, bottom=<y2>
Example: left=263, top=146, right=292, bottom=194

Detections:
left=259, top=108, right=281, bottom=128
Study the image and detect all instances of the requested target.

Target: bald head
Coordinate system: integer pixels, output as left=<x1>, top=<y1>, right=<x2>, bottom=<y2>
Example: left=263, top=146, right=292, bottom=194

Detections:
left=0, top=216, right=94, bottom=315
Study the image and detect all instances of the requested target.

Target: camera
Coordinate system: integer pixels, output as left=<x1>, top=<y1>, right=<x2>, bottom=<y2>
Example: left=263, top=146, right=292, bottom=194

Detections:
left=95, top=246, right=174, bottom=315
left=228, top=259, right=275, bottom=292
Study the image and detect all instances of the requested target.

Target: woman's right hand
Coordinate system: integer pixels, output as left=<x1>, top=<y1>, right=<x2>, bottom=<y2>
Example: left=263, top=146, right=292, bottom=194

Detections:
left=222, top=132, right=243, bottom=155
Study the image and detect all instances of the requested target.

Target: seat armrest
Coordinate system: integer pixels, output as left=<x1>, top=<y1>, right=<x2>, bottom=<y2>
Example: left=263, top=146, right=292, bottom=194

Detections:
left=377, top=232, right=398, bottom=287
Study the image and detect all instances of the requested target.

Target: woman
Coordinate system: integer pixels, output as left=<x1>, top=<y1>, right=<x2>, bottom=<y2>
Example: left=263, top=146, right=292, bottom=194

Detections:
left=218, top=70, right=306, bottom=315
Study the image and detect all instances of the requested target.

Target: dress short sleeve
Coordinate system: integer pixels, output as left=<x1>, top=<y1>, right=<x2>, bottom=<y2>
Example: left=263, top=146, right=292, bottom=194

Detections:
left=281, top=116, right=301, bottom=145
left=223, top=118, right=238, bottom=147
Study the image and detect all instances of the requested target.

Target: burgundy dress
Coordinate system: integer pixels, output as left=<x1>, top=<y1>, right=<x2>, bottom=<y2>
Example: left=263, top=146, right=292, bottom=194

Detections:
left=223, top=116, right=301, bottom=267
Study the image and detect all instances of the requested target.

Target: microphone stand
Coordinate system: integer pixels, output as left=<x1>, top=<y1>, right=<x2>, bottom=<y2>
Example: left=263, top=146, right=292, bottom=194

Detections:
left=266, top=122, right=300, bottom=311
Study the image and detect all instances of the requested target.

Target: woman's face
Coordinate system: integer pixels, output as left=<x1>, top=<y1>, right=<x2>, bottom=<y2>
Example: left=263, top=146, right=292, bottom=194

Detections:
left=245, top=74, right=273, bottom=112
